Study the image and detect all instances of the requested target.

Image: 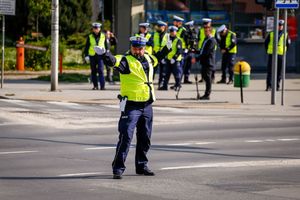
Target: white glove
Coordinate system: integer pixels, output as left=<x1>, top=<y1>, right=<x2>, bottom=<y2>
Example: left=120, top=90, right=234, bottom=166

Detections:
left=184, top=49, right=188, bottom=54
left=85, top=56, right=90, bottom=63
left=161, top=59, right=166, bottom=64
left=94, top=46, right=106, bottom=55
left=119, top=97, right=127, bottom=112
left=166, top=34, right=172, bottom=50
left=170, top=58, right=175, bottom=64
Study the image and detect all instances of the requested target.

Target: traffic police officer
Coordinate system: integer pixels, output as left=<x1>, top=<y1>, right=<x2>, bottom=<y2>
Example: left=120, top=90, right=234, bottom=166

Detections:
left=153, top=21, right=170, bottom=90
left=264, top=19, right=290, bottom=91
left=84, top=22, right=108, bottom=90
left=161, top=26, right=183, bottom=91
left=216, top=24, right=237, bottom=85
left=135, top=22, right=153, bottom=55
left=94, top=36, right=171, bottom=179
left=197, top=18, right=216, bottom=83
left=196, top=23, right=217, bottom=100
left=183, top=20, right=197, bottom=84
left=173, top=15, right=188, bottom=85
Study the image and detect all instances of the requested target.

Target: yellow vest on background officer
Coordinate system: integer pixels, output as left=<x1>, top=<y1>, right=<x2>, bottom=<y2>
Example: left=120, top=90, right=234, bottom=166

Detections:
left=84, top=22, right=108, bottom=90
left=264, top=19, right=291, bottom=91
left=216, top=24, right=237, bottom=84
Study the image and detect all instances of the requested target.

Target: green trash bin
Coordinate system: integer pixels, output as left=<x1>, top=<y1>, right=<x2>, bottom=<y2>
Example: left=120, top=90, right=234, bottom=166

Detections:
left=234, top=61, right=251, bottom=88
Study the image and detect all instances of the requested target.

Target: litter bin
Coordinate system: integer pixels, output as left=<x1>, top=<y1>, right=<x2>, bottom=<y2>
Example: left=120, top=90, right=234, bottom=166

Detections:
left=234, top=61, right=251, bottom=88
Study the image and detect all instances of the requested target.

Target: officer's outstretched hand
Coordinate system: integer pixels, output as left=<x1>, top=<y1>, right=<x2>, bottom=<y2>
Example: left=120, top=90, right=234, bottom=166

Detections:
left=170, top=58, right=175, bottom=64
left=85, top=56, right=90, bottom=63
left=94, top=46, right=106, bottom=55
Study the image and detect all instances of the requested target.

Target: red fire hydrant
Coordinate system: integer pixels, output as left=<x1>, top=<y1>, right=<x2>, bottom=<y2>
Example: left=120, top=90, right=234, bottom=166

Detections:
left=16, top=37, right=25, bottom=71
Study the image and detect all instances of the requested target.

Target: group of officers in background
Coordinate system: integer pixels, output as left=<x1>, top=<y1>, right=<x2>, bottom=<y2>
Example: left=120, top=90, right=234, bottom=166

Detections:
left=84, top=15, right=238, bottom=100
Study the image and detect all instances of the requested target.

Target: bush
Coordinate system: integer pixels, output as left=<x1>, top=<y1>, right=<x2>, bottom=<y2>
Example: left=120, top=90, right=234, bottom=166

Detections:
left=0, top=47, right=16, bottom=70
left=25, top=37, right=51, bottom=70
left=65, top=32, right=88, bottom=49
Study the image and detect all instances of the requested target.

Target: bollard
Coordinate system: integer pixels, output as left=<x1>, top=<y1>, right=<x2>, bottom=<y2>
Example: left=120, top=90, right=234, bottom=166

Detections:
left=16, top=37, right=25, bottom=71
left=234, top=61, right=251, bottom=103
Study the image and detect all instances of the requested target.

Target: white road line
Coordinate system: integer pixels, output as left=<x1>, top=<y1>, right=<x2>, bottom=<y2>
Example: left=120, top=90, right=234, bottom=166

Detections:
left=245, top=140, right=264, bottom=143
left=167, top=143, right=192, bottom=146
left=0, top=150, right=38, bottom=155
left=58, top=172, right=103, bottom=177
left=161, top=159, right=300, bottom=170
left=85, top=147, right=115, bottom=150
left=195, top=142, right=216, bottom=145
left=47, top=101, right=82, bottom=109
left=278, top=138, right=299, bottom=141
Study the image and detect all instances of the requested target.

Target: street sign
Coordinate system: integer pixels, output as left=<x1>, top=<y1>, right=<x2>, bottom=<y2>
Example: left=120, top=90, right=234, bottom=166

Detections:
left=275, top=0, right=299, bottom=9
left=0, top=0, right=16, bottom=15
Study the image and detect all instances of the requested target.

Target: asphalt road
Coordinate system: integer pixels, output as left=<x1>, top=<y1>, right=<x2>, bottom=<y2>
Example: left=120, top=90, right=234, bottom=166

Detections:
left=0, top=99, right=300, bottom=200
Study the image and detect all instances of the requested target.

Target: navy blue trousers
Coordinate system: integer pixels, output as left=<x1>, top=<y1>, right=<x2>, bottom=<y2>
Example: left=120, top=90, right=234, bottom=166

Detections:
left=112, top=103, right=153, bottom=175
left=221, top=53, right=236, bottom=81
left=163, top=61, right=182, bottom=88
left=89, top=55, right=105, bottom=89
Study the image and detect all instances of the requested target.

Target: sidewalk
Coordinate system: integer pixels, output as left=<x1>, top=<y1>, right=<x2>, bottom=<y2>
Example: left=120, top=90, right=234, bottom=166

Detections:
left=1, top=71, right=300, bottom=110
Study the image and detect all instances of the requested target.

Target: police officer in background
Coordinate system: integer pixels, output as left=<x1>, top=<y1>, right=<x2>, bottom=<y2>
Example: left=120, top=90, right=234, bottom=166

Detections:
left=264, top=19, right=290, bottom=91
left=183, top=20, right=197, bottom=84
left=84, top=22, right=109, bottom=90
left=196, top=24, right=217, bottom=100
left=216, top=24, right=237, bottom=85
left=161, top=26, right=183, bottom=91
left=135, top=23, right=153, bottom=55
left=93, top=35, right=171, bottom=179
left=197, top=18, right=216, bottom=83
left=153, top=21, right=170, bottom=90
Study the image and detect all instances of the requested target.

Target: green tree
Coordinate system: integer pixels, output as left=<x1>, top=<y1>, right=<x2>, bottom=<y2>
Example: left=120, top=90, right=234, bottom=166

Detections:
left=59, top=0, right=92, bottom=38
left=27, top=0, right=52, bottom=39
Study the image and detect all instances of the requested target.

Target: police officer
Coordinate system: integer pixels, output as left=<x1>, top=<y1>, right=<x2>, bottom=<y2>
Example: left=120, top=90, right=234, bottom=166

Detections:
left=196, top=24, right=217, bottom=100
left=93, top=36, right=170, bottom=179
left=84, top=22, right=108, bottom=90
left=197, top=18, right=216, bottom=83
left=264, top=20, right=290, bottom=91
left=161, top=26, right=183, bottom=91
left=173, top=15, right=188, bottom=84
left=183, top=20, right=197, bottom=84
left=153, top=21, right=170, bottom=90
left=135, top=23, right=153, bottom=55
left=216, top=24, right=237, bottom=85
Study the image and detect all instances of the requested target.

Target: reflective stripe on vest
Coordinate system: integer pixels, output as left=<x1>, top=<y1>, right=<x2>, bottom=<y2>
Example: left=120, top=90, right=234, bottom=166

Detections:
left=153, top=32, right=168, bottom=53
left=226, top=31, right=237, bottom=54
left=198, top=28, right=216, bottom=49
left=177, top=26, right=186, bottom=49
left=118, top=54, right=156, bottom=102
left=167, top=37, right=182, bottom=61
left=267, top=32, right=287, bottom=55
left=88, top=33, right=105, bottom=56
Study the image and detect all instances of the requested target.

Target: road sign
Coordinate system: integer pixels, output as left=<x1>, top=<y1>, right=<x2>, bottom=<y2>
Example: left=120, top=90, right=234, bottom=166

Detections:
left=275, top=0, right=299, bottom=9
left=0, top=0, right=16, bottom=15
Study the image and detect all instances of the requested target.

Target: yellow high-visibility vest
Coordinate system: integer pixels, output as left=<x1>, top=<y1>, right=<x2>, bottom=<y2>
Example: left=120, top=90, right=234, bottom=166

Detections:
left=177, top=26, right=186, bottom=49
left=116, top=54, right=158, bottom=102
left=198, top=28, right=216, bottom=49
left=225, top=31, right=237, bottom=54
left=153, top=32, right=168, bottom=54
left=267, top=32, right=287, bottom=55
left=88, top=33, right=106, bottom=56
left=167, top=37, right=182, bottom=61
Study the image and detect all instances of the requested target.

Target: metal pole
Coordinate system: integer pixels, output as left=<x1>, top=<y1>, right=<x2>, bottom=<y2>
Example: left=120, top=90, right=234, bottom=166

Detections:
left=271, top=8, right=279, bottom=105
left=231, top=0, right=235, bottom=31
left=1, top=15, right=5, bottom=89
left=51, top=0, right=59, bottom=91
left=239, top=64, right=244, bottom=103
left=281, top=9, right=288, bottom=106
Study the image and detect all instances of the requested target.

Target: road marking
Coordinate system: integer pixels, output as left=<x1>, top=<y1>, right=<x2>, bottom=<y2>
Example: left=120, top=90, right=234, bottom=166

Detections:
left=278, top=138, right=299, bottom=141
left=0, top=150, right=38, bottom=155
left=58, top=172, right=103, bottom=177
left=85, top=147, right=115, bottom=150
left=195, top=142, right=216, bottom=145
left=167, top=143, right=192, bottom=146
left=245, top=140, right=263, bottom=143
left=161, top=159, right=300, bottom=170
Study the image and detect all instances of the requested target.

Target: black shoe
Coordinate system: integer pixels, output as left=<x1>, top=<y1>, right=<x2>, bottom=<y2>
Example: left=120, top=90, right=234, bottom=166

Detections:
left=136, top=168, right=155, bottom=176
left=158, top=86, right=168, bottom=90
left=265, top=86, right=271, bottom=91
left=100, top=87, right=105, bottom=90
left=92, top=87, right=99, bottom=90
left=198, top=79, right=203, bottom=83
left=217, top=79, right=226, bottom=84
left=170, top=85, right=175, bottom=90
left=184, top=79, right=193, bottom=84
left=227, top=80, right=233, bottom=85
left=113, top=174, right=122, bottom=179
left=199, top=95, right=210, bottom=100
